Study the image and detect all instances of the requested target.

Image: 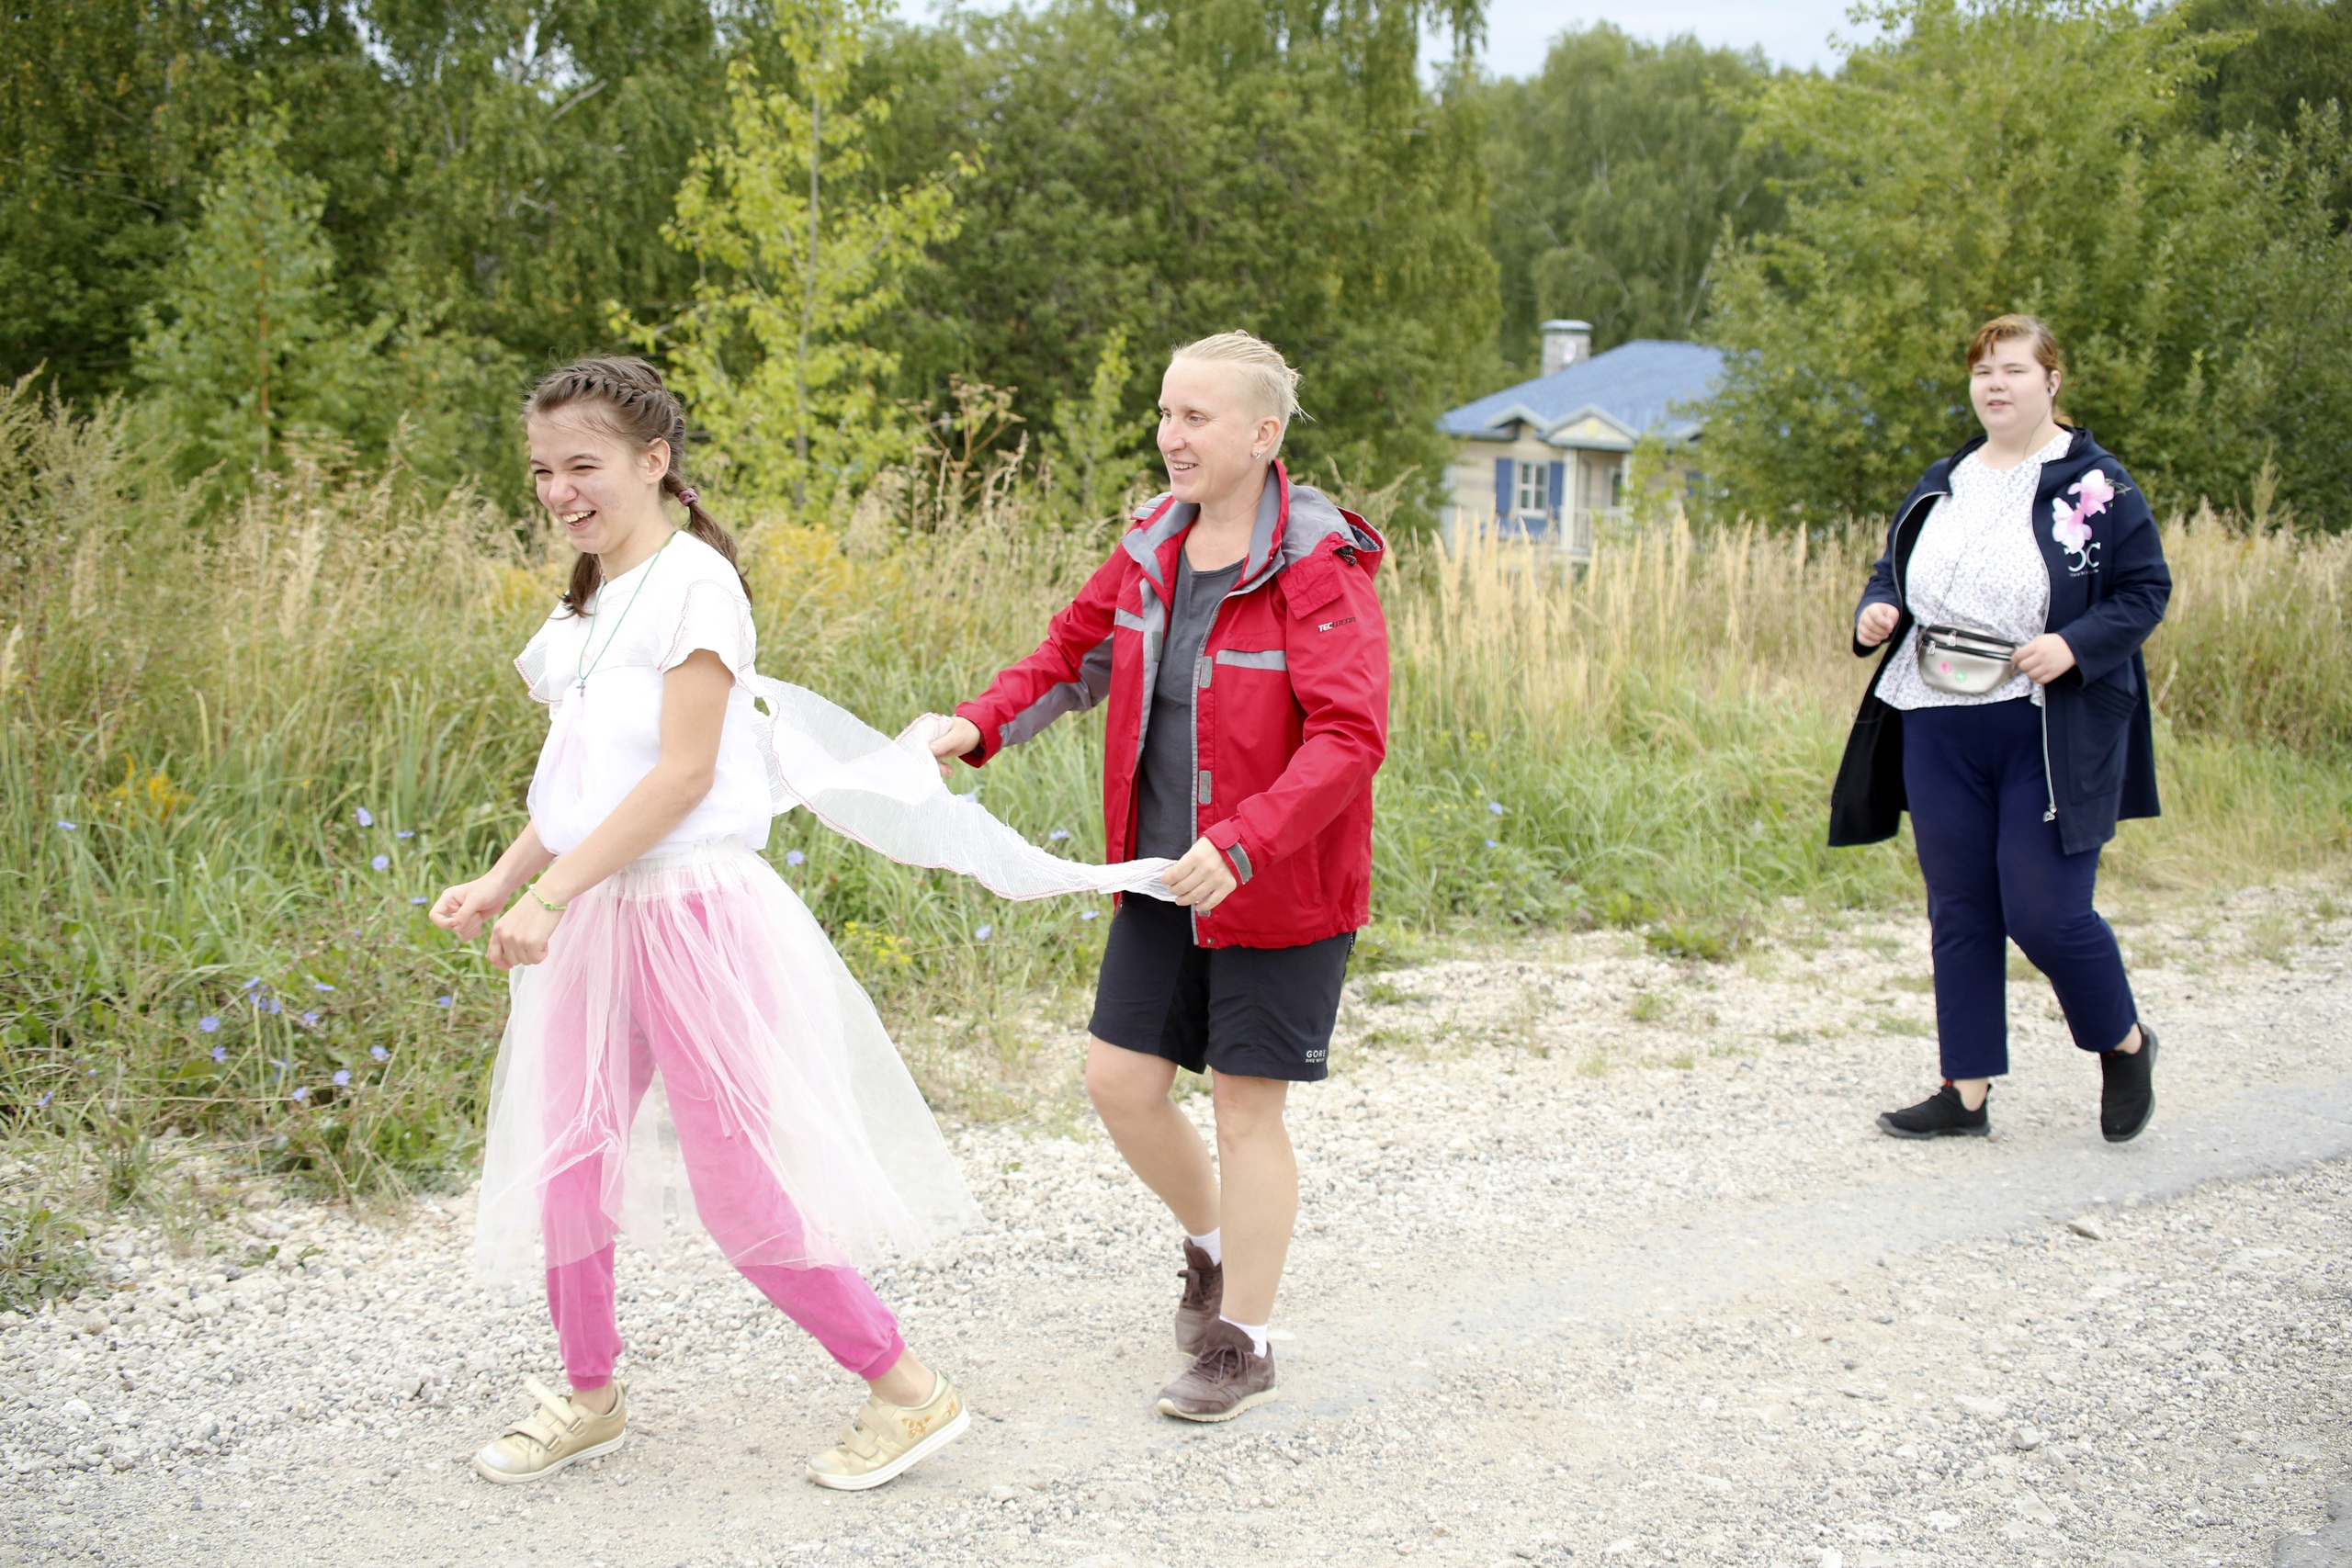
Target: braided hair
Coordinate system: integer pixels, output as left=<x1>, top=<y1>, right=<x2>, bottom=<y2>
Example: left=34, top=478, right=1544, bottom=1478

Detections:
left=524, top=355, right=747, bottom=616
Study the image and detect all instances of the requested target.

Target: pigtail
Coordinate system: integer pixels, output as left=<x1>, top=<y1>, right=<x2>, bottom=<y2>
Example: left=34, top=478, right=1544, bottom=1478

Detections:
left=561, top=553, right=604, bottom=619
left=662, top=469, right=751, bottom=599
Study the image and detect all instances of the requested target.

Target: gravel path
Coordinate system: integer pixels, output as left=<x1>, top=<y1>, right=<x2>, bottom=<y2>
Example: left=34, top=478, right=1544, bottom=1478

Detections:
left=6, top=887, right=2350, bottom=1568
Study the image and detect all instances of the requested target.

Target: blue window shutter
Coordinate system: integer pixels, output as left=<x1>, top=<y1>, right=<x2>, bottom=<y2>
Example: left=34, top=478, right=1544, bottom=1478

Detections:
left=1494, top=457, right=1512, bottom=520
left=1547, top=460, right=1566, bottom=524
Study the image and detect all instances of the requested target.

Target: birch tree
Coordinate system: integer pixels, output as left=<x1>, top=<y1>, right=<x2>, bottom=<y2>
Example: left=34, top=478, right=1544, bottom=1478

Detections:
left=645, top=0, right=967, bottom=515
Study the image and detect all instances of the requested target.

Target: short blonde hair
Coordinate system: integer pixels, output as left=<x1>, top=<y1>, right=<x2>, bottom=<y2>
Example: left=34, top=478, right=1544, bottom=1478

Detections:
left=1170, top=331, right=1305, bottom=436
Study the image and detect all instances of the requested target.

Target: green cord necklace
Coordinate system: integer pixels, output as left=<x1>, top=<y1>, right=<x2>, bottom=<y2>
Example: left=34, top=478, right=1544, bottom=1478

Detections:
left=574, top=532, right=673, bottom=696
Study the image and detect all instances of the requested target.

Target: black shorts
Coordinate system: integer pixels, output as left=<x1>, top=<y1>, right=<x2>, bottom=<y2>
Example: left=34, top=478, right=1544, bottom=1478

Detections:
left=1087, top=896, right=1355, bottom=1082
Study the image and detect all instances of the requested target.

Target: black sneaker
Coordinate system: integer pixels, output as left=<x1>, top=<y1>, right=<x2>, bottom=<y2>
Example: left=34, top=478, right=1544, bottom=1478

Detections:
left=2100, top=1025, right=2157, bottom=1143
left=1876, top=1083, right=1990, bottom=1139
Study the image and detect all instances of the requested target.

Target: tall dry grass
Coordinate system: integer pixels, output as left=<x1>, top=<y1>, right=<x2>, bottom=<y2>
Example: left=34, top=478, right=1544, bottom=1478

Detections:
left=2, top=379, right=2346, bottom=1213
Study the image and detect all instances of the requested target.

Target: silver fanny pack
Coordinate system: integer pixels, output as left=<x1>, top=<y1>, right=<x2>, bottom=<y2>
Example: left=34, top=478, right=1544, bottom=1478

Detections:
left=1917, top=624, right=2018, bottom=695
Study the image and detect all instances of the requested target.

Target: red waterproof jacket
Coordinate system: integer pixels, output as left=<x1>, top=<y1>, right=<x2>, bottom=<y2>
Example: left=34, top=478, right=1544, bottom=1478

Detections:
left=954, top=462, right=1389, bottom=948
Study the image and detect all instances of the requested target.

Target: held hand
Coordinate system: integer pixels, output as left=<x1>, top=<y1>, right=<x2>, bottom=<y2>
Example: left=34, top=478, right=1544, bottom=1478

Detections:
left=430, top=879, right=509, bottom=942
left=928, top=716, right=983, bottom=779
left=1164, top=837, right=1239, bottom=912
left=2014, top=633, right=2078, bottom=684
left=484, top=897, right=563, bottom=972
left=1856, top=602, right=1902, bottom=649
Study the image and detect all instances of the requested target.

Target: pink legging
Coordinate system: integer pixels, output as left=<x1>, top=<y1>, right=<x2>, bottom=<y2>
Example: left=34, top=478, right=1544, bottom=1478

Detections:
left=539, top=897, right=905, bottom=1391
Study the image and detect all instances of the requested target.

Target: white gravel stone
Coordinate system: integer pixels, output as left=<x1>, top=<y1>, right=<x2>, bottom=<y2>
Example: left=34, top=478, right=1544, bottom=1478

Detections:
left=2, top=892, right=2348, bottom=1565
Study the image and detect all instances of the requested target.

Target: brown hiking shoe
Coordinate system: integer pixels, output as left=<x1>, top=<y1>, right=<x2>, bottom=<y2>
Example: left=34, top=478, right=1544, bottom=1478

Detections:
left=1175, top=1241, right=1223, bottom=1356
left=1157, top=1317, right=1277, bottom=1423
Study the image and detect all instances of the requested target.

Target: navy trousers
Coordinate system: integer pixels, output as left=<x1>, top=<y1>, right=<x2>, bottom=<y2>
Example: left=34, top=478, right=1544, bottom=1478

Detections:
left=1901, top=698, right=2139, bottom=1080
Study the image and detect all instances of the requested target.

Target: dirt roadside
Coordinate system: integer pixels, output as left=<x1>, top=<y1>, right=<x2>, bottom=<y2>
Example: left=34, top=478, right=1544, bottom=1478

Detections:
left=5, top=887, right=2349, bottom=1568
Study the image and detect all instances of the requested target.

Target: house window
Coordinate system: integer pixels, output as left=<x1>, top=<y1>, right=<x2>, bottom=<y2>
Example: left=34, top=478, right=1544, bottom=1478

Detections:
left=1514, top=460, right=1548, bottom=515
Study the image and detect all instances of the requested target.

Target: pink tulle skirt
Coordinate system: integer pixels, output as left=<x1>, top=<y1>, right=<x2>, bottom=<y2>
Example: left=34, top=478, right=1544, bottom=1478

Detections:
left=473, top=838, right=978, bottom=1283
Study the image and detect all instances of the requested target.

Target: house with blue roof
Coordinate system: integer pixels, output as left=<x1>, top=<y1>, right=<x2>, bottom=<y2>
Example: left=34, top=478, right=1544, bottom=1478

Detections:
left=1436, top=321, right=1724, bottom=556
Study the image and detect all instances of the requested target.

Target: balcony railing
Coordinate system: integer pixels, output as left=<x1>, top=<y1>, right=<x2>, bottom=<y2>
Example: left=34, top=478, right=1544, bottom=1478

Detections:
left=1447, top=506, right=1625, bottom=558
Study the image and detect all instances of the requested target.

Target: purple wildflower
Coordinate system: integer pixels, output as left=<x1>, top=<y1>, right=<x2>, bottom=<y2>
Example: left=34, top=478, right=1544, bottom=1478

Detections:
left=300, top=1011, right=318, bottom=1027
left=975, top=925, right=993, bottom=942
left=332, top=1070, right=350, bottom=1088
left=1485, top=838, right=1499, bottom=849
left=395, top=829, right=414, bottom=840
left=35, top=1091, right=51, bottom=1109
left=1080, top=909, right=1100, bottom=921
left=198, top=1016, right=220, bottom=1033
left=434, top=995, right=453, bottom=1008
left=355, top=807, right=374, bottom=828
left=410, top=896, right=428, bottom=906
left=371, top=854, right=390, bottom=872
left=290, top=1086, right=310, bottom=1103
left=56, top=820, right=77, bottom=831
left=210, top=1045, right=227, bottom=1064
left=785, top=850, right=806, bottom=867
left=1047, top=829, right=1070, bottom=842
left=370, top=1045, right=389, bottom=1062
left=313, top=983, right=335, bottom=993
left=1487, top=801, right=1506, bottom=817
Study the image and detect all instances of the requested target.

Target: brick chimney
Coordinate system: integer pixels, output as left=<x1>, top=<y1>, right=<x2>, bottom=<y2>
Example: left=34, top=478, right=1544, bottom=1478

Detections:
left=1541, top=320, right=1592, bottom=377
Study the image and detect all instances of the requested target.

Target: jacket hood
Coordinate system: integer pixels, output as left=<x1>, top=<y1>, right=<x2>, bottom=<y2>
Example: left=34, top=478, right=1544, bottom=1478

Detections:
left=1923, top=425, right=2117, bottom=494
left=1127, top=461, right=1385, bottom=596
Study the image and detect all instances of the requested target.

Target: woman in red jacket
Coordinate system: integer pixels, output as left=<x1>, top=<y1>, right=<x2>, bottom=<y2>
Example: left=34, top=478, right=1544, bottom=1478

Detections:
left=931, top=331, right=1389, bottom=1422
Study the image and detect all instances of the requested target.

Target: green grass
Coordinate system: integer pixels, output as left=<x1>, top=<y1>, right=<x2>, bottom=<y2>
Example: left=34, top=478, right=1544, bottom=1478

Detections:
left=0, top=1192, right=92, bottom=1311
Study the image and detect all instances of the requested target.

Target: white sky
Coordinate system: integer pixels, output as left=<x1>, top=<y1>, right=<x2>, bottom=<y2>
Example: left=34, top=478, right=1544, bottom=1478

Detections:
left=891, top=2, right=1873, bottom=78
left=1466, top=1, right=1870, bottom=76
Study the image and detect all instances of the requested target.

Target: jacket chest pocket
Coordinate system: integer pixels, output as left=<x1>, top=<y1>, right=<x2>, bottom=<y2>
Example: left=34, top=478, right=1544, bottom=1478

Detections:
left=1198, top=648, right=1301, bottom=791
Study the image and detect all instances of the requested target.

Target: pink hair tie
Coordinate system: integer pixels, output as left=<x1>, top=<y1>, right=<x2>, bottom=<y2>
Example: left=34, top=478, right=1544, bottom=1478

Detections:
left=675, top=487, right=699, bottom=507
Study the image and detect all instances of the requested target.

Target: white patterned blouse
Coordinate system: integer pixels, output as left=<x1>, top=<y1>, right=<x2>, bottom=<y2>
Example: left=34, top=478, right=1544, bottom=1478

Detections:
left=1878, top=429, right=2071, bottom=712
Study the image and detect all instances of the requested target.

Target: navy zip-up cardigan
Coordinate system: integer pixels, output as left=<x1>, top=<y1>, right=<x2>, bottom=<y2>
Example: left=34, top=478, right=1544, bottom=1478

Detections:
left=1827, top=427, right=2171, bottom=858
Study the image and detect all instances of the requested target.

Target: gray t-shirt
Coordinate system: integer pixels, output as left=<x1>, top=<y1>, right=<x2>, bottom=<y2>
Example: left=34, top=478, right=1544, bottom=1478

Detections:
left=1134, top=554, right=1243, bottom=859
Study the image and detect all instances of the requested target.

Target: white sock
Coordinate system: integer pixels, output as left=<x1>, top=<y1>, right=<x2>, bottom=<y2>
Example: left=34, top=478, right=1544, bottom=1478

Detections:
left=1220, top=1317, right=1269, bottom=1358
left=1185, top=1227, right=1223, bottom=1267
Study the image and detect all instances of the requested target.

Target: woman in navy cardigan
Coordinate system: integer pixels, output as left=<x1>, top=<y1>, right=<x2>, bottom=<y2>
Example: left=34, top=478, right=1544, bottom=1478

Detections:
left=1828, top=315, right=2170, bottom=1143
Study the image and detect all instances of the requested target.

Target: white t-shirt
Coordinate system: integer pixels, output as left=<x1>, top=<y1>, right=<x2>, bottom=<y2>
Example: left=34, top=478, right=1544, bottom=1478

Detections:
left=1879, top=430, right=2068, bottom=712
left=516, top=532, right=777, bottom=857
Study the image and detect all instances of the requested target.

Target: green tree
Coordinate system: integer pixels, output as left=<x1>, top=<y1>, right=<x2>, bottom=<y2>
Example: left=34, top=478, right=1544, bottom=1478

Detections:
left=1, top=0, right=724, bottom=504
left=1699, top=0, right=2352, bottom=525
left=866, top=0, right=1497, bottom=513
left=361, top=0, right=727, bottom=371
left=2183, top=0, right=2352, bottom=139
left=1479, top=24, right=1791, bottom=370
left=2161, top=106, right=2352, bottom=520
left=0, top=0, right=391, bottom=403
left=132, top=113, right=387, bottom=488
left=1045, top=328, right=1148, bottom=521
left=643, top=0, right=964, bottom=514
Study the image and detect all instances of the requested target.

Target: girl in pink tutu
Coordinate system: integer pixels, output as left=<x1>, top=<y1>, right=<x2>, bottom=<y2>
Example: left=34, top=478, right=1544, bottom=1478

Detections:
left=432, top=356, right=1078, bottom=1491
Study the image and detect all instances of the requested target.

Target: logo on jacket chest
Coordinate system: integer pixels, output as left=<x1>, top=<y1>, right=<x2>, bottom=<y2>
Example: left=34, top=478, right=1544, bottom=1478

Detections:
left=2051, top=468, right=2116, bottom=578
